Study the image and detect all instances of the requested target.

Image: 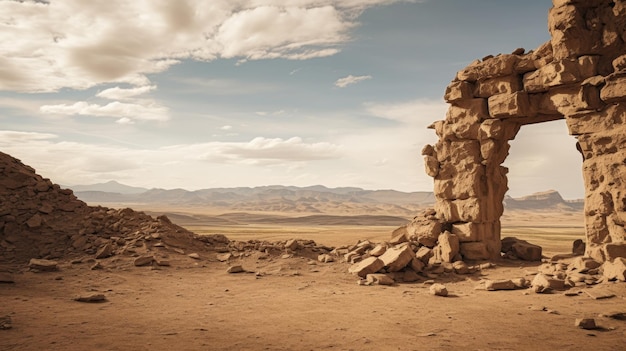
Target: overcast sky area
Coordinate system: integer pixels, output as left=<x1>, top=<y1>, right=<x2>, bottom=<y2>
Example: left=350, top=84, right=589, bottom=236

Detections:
left=0, top=0, right=585, bottom=199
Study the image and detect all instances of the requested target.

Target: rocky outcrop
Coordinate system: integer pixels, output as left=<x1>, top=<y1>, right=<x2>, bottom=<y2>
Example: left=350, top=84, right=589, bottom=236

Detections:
left=414, top=0, right=626, bottom=262
left=0, top=151, right=228, bottom=264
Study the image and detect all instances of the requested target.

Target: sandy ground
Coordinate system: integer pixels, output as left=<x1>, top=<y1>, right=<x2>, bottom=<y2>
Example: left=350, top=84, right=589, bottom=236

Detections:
left=2, top=210, right=626, bottom=351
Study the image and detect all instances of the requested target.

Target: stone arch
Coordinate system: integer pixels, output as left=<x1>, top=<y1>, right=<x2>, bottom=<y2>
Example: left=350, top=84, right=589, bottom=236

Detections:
left=419, top=0, right=626, bottom=262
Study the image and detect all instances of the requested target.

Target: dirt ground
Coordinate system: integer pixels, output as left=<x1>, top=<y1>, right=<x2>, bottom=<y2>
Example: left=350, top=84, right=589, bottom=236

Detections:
left=2, top=246, right=626, bottom=351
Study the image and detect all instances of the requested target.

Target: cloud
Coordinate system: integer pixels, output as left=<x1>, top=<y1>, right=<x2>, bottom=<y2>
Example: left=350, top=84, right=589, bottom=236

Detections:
left=0, top=0, right=412, bottom=93
left=334, top=74, right=372, bottom=88
left=365, top=98, right=448, bottom=125
left=172, top=136, right=342, bottom=165
left=0, top=130, right=58, bottom=141
left=39, top=101, right=169, bottom=122
left=96, top=85, right=156, bottom=100
left=221, top=125, right=233, bottom=130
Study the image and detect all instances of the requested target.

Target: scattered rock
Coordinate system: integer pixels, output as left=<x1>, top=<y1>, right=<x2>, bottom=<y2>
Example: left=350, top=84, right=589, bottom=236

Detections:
left=227, top=265, right=245, bottom=274
left=95, top=243, right=113, bottom=259
left=74, top=293, right=107, bottom=303
left=133, top=255, right=154, bottom=267
left=348, top=257, right=384, bottom=278
left=28, top=258, right=58, bottom=272
left=485, top=279, right=516, bottom=291
left=575, top=318, right=596, bottom=330
left=430, top=283, right=448, bottom=297
left=216, top=253, right=232, bottom=262
left=366, top=273, right=395, bottom=286
left=285, top=239, right=299, bottom=251
left=317, top=254, right=334, bottom=263
left=572, top=239, right=585, bottom=256
left=188, top=253, right=201, bottom=260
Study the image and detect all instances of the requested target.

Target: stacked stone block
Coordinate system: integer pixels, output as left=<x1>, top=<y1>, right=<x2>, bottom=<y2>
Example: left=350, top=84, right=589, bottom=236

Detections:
left=419, top=0, right=626, bottom=262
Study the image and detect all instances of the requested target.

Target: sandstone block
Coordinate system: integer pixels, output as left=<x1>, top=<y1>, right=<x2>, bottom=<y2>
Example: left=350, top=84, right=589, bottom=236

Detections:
left=415, top=246, right=433, bottom=264
left=485, top=279, right=516, bottom=291
left=451, top=222, right=480, bottom=242
left=348, top=257, right=384, bottom=278
left=369, top=244, right=387, bottom=257
left=457, top=55, right=519, bottom=82
left=317, top=254, right=334, bottom=263
left=459, top=242, right=490, bottom=260
left=95, top=243, right=113, bottom=259
left=389, top=228, right=408, bottom=245
left=227, top=265, right=245, bottom=273
left=600, top=74, right=626, bottom=103
left=424, top=156, right=439, bottom=177
left=379, top=244, right=415, bottom=272
left=405, top=213, right=441, bottom=248
left=474, top=75, right=522, bottom=98
left=603, top=242, right=626, bottom=261
left=488, top=92, right=530, bottom=118
left=433, top=232, right=459, bottom=263
left=366, top=273, right=395, bottom=286
left=531, top=273, right=565, bottom=293
left=285, top=239, right=299, bottom=250
left=28, top=258, right=58, bottom=271
left=446, top=99, right=488, bottom=125
left=603, top=257, right=626, bottom=281
left=444, top=80, right=474, bottom=102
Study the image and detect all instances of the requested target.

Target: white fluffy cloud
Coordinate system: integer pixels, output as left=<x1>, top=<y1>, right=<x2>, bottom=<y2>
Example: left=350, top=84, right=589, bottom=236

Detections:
left=39, top=101, right=169, bottom=122
left=96, top=86, right=157, bottom=100
left=366, top=98, right=448, bottom=125
left=334, top=75, right=372, bottom=88
left=0, top=0, right=413, bottom=93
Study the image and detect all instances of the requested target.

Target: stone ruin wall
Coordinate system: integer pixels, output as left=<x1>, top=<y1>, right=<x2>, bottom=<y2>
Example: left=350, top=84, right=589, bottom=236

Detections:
left=420, top=0, right=626, bottom=262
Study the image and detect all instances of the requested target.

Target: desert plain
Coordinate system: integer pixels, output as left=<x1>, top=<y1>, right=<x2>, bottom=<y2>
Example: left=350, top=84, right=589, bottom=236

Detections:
left=2, top=201, right=626, bottom=351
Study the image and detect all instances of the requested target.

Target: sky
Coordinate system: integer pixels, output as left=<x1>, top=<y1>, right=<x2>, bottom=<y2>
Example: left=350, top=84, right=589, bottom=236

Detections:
left=0, top=0, right=585, bottom=199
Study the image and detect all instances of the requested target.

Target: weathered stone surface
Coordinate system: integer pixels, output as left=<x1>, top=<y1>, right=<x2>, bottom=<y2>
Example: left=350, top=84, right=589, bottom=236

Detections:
left=603, top=257, right=626, bottom=281
left=459, top=242, right=490, bottom=260
left=95, top=243, right=113, bottom=259
left=433, top=232, right=459, bottom=263
left=379, top=244, right=414, bottom=272
left=488, top=92, right=530, bottom=118
left=429, top=283, right=448, bottom=297
left=29, top=258, right=58, bottom=271
left=475, top=75, right=522, bottom=98
left=369, top=244, right=387, bottom=257
left=501, top=237, right=542, bottom=261
left=531, top=273, right=565, bottom=293
left=133, top=255, right=154, bottom=267
left=227, top=265, right=245, bottom=274
left=600, top=74, right=626, bottom=103
left=568, top=256, right=601, bottom=273
left=444, top=80, right=474, bottom=102
left=603, top=243, right=626, bottom=262
left=74, top=293, right=107, bottom=303
left=575, top=318, right=596, bottom=330
left=415, top=246, right=433, bottom=264
left=317, top=254, right=334, bottom=263
left=485, top=279, right=516, bottom=291
left=452, top=261, right=469, bottom=274
left=457, top=55, right=519, bottom=82
left=366, top=273, right=395, bottom=286
left=348, top=257, right=384, bottom=278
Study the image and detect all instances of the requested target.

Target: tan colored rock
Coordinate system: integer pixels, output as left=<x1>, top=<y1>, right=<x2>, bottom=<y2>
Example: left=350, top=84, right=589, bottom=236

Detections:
left=429, top=283, right=448, bottom=297
left=444, top=80, right=474, bottom=102
left=488, top=92, right=530, bottom=118
left=474, top=75, right=522, bottom=98
left=485, top=279, right=516, bottom=291
left=379, top=244, right=414, bottom=272
left=433, top=232, right=459, bottom=263
left=369, top=244, right=387, bottom=257
left=501, top=237, right=542, bottom=261
left=456, top=55, right=519, bottom=82
left=575, top=318, right=596, bottom=330
left=366, top=273, right=395, bottom=286
left=415, top=246, right=433, bottom=264
left=603, top=243, right=626, bottom=262
left=459, top=242, right=491, bottom=260
left=348, top=257, right=384, bottom=278
left=603, top=257, right=626, bottom=281
left=95, top=243, right=113, bottom=259
left=28, top=258, right=58, bottom=271
left=133, top=255, right=154, bottom=267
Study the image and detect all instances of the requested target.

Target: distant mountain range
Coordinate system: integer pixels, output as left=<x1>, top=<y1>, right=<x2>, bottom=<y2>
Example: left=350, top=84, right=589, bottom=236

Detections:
left=67, top=181, right=584, bottom=216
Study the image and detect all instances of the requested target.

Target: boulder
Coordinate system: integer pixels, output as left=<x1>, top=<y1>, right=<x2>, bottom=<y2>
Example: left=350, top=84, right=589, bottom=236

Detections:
left=348, top=257, right=384, bottom=278
left=501, top=237, right=542, bottom=261
left=74, top=293, right=107, bottom=303
left=575, top=318, right=596, bottom=330
left=603, top=243, right=626, bottom=262
left=369, top=244, right=387, bottom=257
left=379, top=244, right=414, bottom=272
left=227, top=265, right=245, bottom=274
left=430, top=283, right=449, bottom=297
left=133, top=255, right=154, bottom=267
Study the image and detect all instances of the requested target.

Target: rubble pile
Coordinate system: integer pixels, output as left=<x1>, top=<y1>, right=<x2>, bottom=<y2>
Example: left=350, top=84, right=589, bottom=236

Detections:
left=0, top=151, right=227, bottom=265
